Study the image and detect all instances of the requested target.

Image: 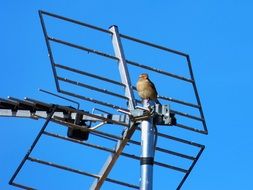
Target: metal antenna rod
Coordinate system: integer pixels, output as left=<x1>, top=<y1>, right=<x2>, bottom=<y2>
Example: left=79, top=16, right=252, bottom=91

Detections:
left=140, top=99, right=155, bottom=190
left=109, top=25, right=136, bottom=110
left=39, top=88, right=80, bottom=109
left=9, top=106, right=56, bottom=186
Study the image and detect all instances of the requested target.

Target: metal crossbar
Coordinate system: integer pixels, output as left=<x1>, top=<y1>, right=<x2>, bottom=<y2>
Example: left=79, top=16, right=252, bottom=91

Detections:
left=27, top=157, right=139, bottom=189
left=57, top=76, right=128, bottom=100
left=54, top=63, right=125, bottom=87
left=9, top=106, right=56, bottom=188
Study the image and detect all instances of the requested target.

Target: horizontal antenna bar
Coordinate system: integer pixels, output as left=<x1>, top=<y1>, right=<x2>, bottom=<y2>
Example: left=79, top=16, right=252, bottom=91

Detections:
left=43, top=131, right=122, bottom=155
left=174, top=123, right=208, bottom=135
left=39, top=10, right=112, bottom=34
left=54, top=63, right=125, bottom=87
left=177, top=146, right=205, bottom=190
left=48, top=37, right=118, bottom=60
left=59, top=89, right=128, bottom=112
left=40, top=10, right=187, bottom=60
left=186, top=56, right=208, bottom=133
left=158, top=95, right=200, bottom=109
left=154, top=161, right=187, bottom=173
left=10, top=182, right=35, bottom=190
left=156, top=131, right=204, bottom=148
left=136, top=127, right=204, bottom=148
left=91, top=132, right=118, bottom=143
left=48, top=118, right=128, bottom=139
left=90, top=131, right=196, bottom=161
left=39, top=89, right=80, bottom=109
left=156, top=147, right=195, bottom=161
left=28, top=156, right=98, bottom=178
left=126, top=59, right=193, bottom=83
left=120, top=33, right=188, bottom=57
left=135, top=126, right=204, bottom=148
left=27, top=157, right=138, bottom=189
left=105, top=178, right=138, bottom=189
left=87, top=127, right=196, bottom=161
left=44, top=131, right=188, bottom=173
left=129, top=139, right=195, bottom=161
left=57, top=76, right=128, bottom=100
left=170, top=109, right=204, bottom=122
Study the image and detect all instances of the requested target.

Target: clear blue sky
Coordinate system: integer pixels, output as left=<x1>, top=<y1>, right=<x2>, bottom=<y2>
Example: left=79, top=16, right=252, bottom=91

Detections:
left=1, top=1, right=253, bottom=190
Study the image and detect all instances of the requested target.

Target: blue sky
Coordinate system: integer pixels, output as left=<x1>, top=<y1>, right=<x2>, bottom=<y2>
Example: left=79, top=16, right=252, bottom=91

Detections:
left=1, top=1, right=253, bottom=190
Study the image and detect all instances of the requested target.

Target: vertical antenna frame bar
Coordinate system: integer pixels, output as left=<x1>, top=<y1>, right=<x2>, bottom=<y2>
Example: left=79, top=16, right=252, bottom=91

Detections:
left=9, top=106, right=56, bottom=186
left=109, top=25, right=136, bottom=110
left=38, top=11, right=60, bottom=91
left=176, top=146, right=205, bottom=190
left=186, top=55, right=208, bottom=134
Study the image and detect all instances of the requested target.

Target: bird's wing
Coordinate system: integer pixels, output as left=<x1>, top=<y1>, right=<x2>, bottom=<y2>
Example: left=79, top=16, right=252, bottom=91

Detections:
left=147, top=78, right=158, bottom=96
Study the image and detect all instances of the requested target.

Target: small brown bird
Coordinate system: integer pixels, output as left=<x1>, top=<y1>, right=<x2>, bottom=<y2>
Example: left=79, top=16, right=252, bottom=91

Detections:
left=136, top=73, right=160, bottom=104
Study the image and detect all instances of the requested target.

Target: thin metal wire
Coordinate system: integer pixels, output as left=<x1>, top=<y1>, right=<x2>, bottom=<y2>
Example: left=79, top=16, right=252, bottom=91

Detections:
left=54, top=63, right=125, bottom=87
left=43, top=131, right=187, bottom=172
left=59, top=89, right=128, bottom=112
left=158, top=95, right=200, bottom=109
left=170, top=109, right=204, bottom=122
left=39, top=88, right=80, bottom=109
left=156, top=131, right=204, bottom=148
left=9, top=106, right=56, bottom=186
left=126, top=59, right=193, bottom=83
left=186, top=56, right=208, bottom=134
left=27, top=156, right=139, bottom=189
left=48, top=36, right=118, bottom=60
left=11, top=182, right=35, bottom=190
left=128, top=138, right=195, bottom=161
left=39, top=11, right=60, bottom=91
left=120, top=33, right=188, bottom=57
left=177, top=146, right=205, bottom=190
left=39, top=10, right=112, bottom=35
left=135, top=127, right=204, bottom=148
left=57, top=76, right=128, bottom=100
left=174, top=123, right=207, bottom=134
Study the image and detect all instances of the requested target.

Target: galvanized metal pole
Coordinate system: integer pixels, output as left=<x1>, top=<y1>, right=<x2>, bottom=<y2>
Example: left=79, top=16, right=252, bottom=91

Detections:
left=140, top=99, right=155, bottom=190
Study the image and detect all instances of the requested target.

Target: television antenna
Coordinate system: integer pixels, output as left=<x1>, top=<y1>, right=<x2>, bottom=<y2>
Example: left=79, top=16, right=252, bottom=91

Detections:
left=0, top=10, right=208, bottom=190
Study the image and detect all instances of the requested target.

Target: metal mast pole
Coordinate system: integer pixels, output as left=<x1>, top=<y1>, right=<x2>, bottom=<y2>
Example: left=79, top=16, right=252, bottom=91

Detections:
left=109, top=25, right=155, bottom=190
left=140, top=99, right=155, bottom=190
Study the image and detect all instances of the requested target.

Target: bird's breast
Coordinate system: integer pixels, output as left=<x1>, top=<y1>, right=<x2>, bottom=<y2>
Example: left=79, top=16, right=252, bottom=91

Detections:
left=136, top=81, right=156, bottom=100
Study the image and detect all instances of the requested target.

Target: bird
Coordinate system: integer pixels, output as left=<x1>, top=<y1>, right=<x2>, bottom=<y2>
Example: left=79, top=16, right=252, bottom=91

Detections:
left=136, top=73, right=160, bottom=104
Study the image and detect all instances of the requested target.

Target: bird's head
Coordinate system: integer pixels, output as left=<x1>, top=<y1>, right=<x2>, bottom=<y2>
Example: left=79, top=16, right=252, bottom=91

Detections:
left=139, top=73, right=149, bottom=79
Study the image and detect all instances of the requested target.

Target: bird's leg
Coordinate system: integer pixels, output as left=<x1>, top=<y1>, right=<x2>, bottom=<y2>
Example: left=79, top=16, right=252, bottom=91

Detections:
left=146, top=98, right=155, bottom=112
